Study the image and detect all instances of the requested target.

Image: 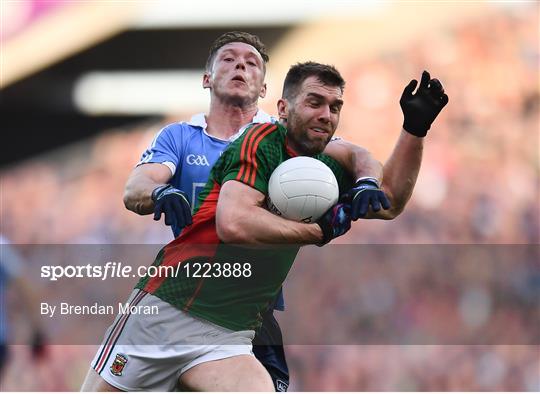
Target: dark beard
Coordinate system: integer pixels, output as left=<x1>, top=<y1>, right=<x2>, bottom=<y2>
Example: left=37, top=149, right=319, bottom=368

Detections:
left=286, top=110, right=331, bottom=156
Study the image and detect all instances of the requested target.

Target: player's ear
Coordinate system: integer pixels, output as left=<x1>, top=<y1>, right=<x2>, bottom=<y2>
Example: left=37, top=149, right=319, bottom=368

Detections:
left=259, top=83, right=267, bottom=99
left=202, top=72, right=211, bottom=89
left=277, top=98, right=288, bottom=119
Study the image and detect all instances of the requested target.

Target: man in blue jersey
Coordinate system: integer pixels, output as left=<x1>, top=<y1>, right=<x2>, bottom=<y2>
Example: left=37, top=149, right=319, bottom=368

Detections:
left=122, top=31, right=386, bottom=392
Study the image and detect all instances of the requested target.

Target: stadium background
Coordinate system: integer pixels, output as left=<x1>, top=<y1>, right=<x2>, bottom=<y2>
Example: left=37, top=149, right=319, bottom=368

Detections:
left=1, top=0, right=538, bottom=391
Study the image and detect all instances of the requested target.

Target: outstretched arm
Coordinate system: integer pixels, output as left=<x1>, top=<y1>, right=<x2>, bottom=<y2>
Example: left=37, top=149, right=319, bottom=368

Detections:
left=362, top=70, right=448, bottom=220
left=376, top=130, right=424, bottom=218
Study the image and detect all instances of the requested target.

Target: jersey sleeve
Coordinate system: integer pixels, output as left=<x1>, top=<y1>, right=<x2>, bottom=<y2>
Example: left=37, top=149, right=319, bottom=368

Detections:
left=220, top=123, right=279, bottom=195
left=137, top=124, right=184, bottom=175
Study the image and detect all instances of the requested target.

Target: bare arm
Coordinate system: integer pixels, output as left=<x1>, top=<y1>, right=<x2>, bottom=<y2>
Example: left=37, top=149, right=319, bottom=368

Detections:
left=346, top=71, right=447, bottom=221
left=323, top=139, right=383, bottom=182
left=216, top=180, right=323, bottom=244
left=363, top=129, right=423, bottom=220
left=123, top=163, right=172, bottom=215
left=380, top=129, right=424, bottom=216
left=366, top=71, right=447, bottom=219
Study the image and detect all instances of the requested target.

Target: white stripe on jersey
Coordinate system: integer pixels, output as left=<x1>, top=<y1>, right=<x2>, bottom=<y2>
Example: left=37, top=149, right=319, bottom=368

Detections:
left=137, top=126, right=169, bottom=165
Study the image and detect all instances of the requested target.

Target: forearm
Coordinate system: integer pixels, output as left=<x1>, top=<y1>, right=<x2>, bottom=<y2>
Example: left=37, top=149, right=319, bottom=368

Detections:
left=372, top=70, right=446, bottom=219
left=124, top=176, right=157, bottom=215
left=123, top=163, right=173, bottom=215
left=352, top=146, right=383, bottom=182
left=381, top=129, right=424, bottom=216
left=124, top=174, right=165, bottom=215
left=324, top=140, right=383, bottom=182
left=219, top=207, right=322, bottom=245
left=216, top=181, right=323, bottom=245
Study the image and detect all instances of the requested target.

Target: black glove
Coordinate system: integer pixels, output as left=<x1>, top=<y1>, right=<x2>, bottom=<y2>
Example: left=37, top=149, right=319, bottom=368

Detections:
left=151, top=185, right=192, bottom=229
left=348, top=177, right=391, bottom=220
left=316, top=203, right=352, bottom=246
left=400, top=70, right=449, bottom=137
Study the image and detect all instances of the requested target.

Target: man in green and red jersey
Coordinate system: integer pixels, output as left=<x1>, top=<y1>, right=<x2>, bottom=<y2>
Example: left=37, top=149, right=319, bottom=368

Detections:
left=83, top=62, right=447, bottom=391
left=122, top=32, right=386, bottom=392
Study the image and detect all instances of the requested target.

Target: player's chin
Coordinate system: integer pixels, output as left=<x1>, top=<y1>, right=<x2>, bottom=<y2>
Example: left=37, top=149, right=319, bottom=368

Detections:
left=311, top=135, right=331, bottom=152
left=223, top=92, right=253, bottom=106
left=304, top=140, right=328, bottom=156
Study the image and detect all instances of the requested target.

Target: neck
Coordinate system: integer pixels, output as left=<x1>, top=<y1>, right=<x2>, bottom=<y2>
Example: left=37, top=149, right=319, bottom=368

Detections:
left=206, top=98, right=259, bottom=139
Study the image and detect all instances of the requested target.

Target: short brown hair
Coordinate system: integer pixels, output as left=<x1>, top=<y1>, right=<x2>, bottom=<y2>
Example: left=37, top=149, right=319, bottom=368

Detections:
left=282, top=62, right=345, bottom=100
left=206, top=31, right=269, bottom=72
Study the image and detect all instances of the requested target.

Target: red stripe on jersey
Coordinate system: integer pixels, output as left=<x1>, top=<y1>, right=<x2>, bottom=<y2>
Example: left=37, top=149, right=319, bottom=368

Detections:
left=236, top=123, right=266, bottom=183
left=242, top=124, right=277, bottom=187
left=242, top=124, right=273, bottom=183
left=237, top=123, right=275, bottom=185
left=143, top=182, right=221, bottom=294
left=284, top=136, right=300, bottom=158
left=247, top=125, right=277, bottom=186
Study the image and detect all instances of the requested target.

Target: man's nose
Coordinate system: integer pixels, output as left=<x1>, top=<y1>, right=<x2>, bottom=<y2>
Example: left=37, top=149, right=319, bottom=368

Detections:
left=235, top=61, right=246, bottom=70
left=318, top=105, right=331, bottom=123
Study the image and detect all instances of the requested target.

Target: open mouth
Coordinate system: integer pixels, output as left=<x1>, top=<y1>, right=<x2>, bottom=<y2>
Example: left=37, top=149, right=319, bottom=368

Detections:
left=231, top=75, right=246, bottom=83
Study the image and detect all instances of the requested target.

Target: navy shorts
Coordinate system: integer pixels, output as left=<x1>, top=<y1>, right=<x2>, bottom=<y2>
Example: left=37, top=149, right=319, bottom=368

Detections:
left=253, top=309, right=289, bottom=392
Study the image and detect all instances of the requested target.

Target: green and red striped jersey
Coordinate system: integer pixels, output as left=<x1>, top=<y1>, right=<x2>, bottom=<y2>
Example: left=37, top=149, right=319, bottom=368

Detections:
left=137, top=122, right=352, bottom=331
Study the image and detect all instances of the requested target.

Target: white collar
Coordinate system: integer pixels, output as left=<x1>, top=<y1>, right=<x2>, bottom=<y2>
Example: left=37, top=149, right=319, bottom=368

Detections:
left=188, top=110, right=275, bottom=142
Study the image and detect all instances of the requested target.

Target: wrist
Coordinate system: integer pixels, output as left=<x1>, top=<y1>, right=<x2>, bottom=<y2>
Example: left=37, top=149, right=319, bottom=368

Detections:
left=354, top=176, right=380, bottom=188
left=315, top=220, right=331, bottom=246
left=151, top=184, right=170, bottom=202
left=313, top=223, right=325, bottom=243
left=401, top=128, right=426, bottom=144
left=402, top=122, right=428, bottom=138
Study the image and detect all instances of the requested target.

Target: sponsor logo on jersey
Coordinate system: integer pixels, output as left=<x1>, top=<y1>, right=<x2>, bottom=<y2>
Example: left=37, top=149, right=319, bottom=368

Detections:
left=110, top=353, right=128, bottom=376
left=186, top=154, right=210, bottom=166
left=276, top=379, right=289, bottom=392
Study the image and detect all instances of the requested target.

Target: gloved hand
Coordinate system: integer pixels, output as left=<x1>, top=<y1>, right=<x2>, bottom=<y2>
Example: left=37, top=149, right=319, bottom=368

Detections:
left=316, top=203, right=352, bottom=246
left=152, top=185, right=192, bottom=229
left=348, top=177, right=391, bottom=220
left=400, top=70, right=449, bottom=137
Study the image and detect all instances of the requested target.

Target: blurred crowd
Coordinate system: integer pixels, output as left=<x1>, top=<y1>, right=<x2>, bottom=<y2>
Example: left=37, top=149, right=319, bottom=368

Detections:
left=337, top=7, right=539, bottom=245
left=1, top=5, right=538, bottom=391
left=285, top=345, right=539, bottom=391
left=280, top=245, right=539, bottom=391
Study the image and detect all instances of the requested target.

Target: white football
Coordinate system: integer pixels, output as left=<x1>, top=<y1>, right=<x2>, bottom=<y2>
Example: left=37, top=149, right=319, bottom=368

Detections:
left=267, top=156, right=339, bottom=223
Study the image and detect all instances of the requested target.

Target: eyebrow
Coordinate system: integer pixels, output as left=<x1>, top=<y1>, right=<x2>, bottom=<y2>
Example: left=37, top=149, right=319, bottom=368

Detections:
left=306, top=92, right=344, bottom=107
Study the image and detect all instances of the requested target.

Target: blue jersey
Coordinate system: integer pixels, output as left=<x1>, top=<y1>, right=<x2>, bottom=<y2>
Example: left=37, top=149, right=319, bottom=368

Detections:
left=138, top=111, right=276, bottom=236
